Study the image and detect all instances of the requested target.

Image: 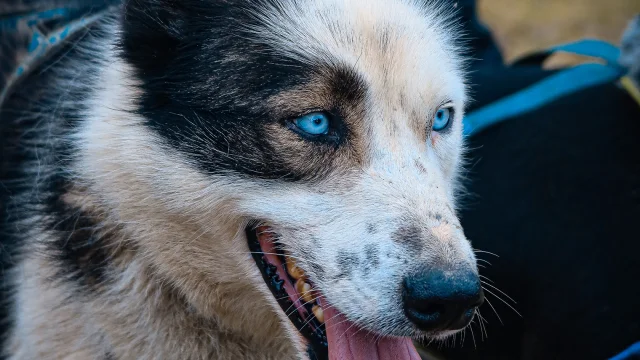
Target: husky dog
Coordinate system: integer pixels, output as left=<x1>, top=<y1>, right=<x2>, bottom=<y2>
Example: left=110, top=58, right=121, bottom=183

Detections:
left=0, top=0, right=482, bottom=359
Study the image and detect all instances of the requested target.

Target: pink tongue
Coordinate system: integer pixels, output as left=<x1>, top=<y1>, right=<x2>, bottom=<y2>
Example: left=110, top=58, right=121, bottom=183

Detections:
left=322, top=304, right=421, bottom=360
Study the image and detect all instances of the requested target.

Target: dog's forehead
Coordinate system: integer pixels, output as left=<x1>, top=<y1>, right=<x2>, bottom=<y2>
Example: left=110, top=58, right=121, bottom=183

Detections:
left=250, top=0, right=466, bottom=108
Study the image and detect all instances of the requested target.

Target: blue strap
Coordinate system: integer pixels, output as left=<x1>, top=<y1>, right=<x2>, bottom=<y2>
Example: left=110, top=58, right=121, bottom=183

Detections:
left=464, top=39, right=626, bottom=137
left=0, top=8, right=69, bottom=31
left=550, top=39, right=621, bottom=64
left=0, top=7, right=113, bottom=107
left=463, top=63, right=625, bottom=136
left=514, top=39, right=622, bottom=67
left=609, top=342, right=640, bottom=360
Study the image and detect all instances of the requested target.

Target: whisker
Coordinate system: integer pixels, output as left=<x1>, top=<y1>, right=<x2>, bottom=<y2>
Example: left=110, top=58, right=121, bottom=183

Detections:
left=285, top=295, right=318, bottom=317
left=480, top=281, right=517, bottom=305
left=425, top=337, right=436, bottom=348
left=461, top=326, right=466, bottom=346
left=469, top=323, right=477, bottom=348
left=474, top=249, right=500, bottom=257
left=476, top=309, right=489, bottom=325
left=482, top=287, right=522, bottom=317
left=483, top=297, right=503, bottom=325
left=473, top=316, right=482, bottom=341
left=323, top=316, right=350, bottom=332
left=274, top=287, right=315, bottom=301
left=476, top=309, right=488, bottom=340
left=475, top=318, right=485, bottom=342
left=337, top=320, right=359, bottom=341
left=298, top=306, right=322, bottom=333
left=479, top=274, right=494, bottom=283
left=346, top=323, right=369, bottom=342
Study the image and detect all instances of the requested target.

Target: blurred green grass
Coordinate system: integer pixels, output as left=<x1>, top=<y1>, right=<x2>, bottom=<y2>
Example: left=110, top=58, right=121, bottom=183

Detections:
left=479, top=0, right=640, bottom=66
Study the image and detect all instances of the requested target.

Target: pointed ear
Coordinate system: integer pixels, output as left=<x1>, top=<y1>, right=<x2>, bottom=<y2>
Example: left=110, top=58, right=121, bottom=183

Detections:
left=120, top=0, right=189, bottom=76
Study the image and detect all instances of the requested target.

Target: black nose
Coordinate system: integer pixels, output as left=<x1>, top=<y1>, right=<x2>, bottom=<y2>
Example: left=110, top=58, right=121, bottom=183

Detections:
left=402, top=268, right=484, bottom=331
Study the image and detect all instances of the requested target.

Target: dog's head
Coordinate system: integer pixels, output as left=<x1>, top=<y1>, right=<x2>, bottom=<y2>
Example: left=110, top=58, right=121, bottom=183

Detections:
left=83, top=0, right=480, bottom=357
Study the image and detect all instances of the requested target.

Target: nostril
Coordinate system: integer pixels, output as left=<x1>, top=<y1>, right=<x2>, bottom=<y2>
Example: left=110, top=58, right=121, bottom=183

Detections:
left=406, top=298, right=447, bottom=317
left=404, top=298, right=447, bottom=321
left=421, top=303, right=446, bottom=315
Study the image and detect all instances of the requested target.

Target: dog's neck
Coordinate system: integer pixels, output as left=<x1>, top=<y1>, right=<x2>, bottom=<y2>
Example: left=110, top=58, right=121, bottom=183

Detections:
left=8, top=186, right=301, bottom=359
left=0, top=47, right=307, bottom=359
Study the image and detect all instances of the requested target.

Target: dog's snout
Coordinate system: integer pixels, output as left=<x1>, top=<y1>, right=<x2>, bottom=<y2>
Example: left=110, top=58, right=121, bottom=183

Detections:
left=402, top=268, right=484, bottom=331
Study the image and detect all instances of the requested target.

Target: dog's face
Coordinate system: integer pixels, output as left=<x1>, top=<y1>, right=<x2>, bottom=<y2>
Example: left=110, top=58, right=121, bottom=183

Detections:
left=85, top=0, right=480, bottom=357
left=238, top=0, right=477, bottom=340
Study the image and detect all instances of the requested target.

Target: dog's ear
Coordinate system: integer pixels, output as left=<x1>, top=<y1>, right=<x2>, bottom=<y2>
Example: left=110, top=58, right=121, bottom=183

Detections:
left=120, top=0, right=192, bottom=77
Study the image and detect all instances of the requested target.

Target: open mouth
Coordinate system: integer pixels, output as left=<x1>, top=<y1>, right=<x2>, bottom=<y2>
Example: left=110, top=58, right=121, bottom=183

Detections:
left=247, top=226, right=328, bottom=360
left=247, top=225, right=422, bottom=360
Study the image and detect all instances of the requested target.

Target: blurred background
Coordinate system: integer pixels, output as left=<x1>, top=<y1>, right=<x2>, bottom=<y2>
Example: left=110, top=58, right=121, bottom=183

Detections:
left=479, top=0, right=640, bottom=66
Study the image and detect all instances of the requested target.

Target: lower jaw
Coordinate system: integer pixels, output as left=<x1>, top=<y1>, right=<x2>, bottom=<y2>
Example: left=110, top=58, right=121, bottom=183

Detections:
left=246, top=225, right=422, bottom=360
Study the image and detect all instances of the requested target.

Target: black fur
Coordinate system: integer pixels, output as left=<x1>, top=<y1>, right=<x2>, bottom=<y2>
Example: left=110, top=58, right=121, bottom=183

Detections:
left=392, top=223, right=425, bottom=253
left=121, top=0, right=367, bottom=182
left=0, top=8, right=116, bottom=348
left=48, top=198, right=120, bottom=290
left=335, top=250, right=359, bottom=279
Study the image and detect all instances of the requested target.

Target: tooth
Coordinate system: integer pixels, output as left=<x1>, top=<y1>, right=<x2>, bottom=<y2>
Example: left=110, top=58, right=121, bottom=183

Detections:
left=256, top=226, right=271, bottom=242
left=312, top=305, right=324, bottom=323
left=301, top=289, right=315, bottom=304
left=286, top=256, right=306, bottom=279
left=295, top=278, right=313, bottom=303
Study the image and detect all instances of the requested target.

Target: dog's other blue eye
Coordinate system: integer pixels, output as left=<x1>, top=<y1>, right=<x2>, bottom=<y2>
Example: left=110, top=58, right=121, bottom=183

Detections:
left=432, top=107, right=452, bottom=131
left=293, top=112, right=330, bottom=135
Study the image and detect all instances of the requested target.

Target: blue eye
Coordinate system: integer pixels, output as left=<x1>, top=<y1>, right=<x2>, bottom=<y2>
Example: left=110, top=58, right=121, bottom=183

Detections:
left=432, top=107, right=453, bottom=131
left=293, top=112, right=330, bottom=135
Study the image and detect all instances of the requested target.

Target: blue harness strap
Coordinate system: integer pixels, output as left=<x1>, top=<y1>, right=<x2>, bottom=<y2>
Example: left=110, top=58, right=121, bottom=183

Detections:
left=463, top=40, right=629, bottom=137
left=0, top=5, right=114, bottom=107
left=512, top=39, right=622, bottom=67
left=0, top=8, right=70, bottom=31
left=610, top=341, right=640, bottom=360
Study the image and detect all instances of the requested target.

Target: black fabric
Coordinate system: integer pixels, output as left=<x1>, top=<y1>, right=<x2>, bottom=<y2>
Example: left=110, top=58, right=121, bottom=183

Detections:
left=451, top=0, right=504, bottom=67
left=466, top=65, right=556, bottom=113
